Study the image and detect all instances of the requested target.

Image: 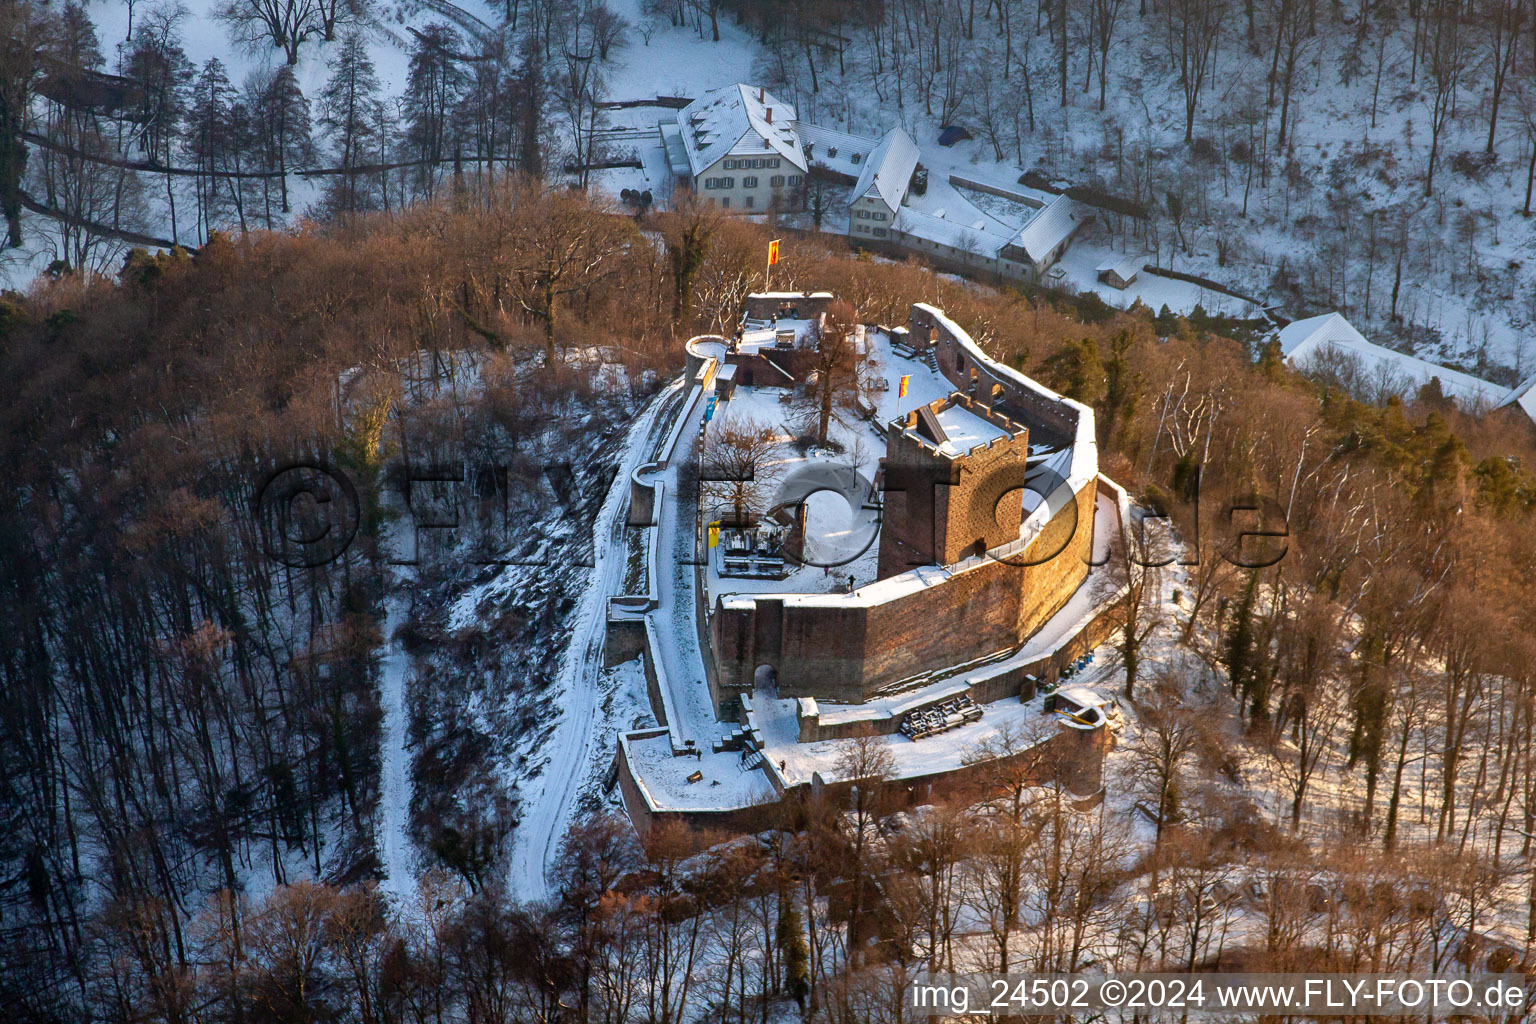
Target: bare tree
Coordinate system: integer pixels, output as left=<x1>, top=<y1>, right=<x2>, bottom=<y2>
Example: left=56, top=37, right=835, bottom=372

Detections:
left=801, top=298, right=864, bottom=446
left=1269, top=680, right=1343, bottom=828
left=1088, top=0, right=1127, bottom=111
left=834, top=728, right=895, bottom=968
left=799, top=161, right=842, bottom=230
left=1098, top=506, right=1173, bottom=699
left=1264, top=0, right=1316, bottom=148
left=1163, top=0, right=1227, bottom=143
left=1481, top=0, right=1525, bottom=153
left=1421, top=0, right=1467, bottom=197
left=0, top=0, right=50, bottom=247
left=1127, top=683, right=1200, bottom=842
left=498, top=181, right=638, bottom=361
left=701, top=415, right=784, bottom=529
left=215, top=0, right=325, bottom=64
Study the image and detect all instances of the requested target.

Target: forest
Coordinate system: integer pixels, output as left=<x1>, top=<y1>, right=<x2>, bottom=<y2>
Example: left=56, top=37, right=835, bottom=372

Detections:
left=5, top=0, right=1536, bottom=376
left=3, top=170, right=1536, bottom=1019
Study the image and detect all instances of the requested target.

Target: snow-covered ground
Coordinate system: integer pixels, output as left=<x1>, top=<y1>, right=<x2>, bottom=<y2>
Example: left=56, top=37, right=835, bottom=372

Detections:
left=504, top=377, right=681, bottom=901
left=22, top=0, right=1535, bottom=381
left=375, top=590, right=418, bottom=904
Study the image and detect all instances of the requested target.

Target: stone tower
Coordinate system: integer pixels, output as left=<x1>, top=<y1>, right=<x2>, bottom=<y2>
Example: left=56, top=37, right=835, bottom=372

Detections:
left=876, top=394, right=1031, bottom=578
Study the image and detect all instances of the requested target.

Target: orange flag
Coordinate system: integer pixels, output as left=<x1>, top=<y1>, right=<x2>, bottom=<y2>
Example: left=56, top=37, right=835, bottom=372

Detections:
left=899, top=374, right=910, bottom=398
left=767, top=239, right=781, bottom=266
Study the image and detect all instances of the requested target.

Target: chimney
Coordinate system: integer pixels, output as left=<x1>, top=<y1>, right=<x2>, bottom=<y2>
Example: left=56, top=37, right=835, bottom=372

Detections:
left=765, top=106, right=773, bottom=123
left=758, top=86, right=764, bottom=102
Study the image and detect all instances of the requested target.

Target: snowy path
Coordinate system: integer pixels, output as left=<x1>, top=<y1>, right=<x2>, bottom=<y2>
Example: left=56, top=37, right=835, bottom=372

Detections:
left=647, top=398, right=719, bottom=739
left=505, top=383, right=682, bottom=902
left=376, top=593, right=417, bottom=904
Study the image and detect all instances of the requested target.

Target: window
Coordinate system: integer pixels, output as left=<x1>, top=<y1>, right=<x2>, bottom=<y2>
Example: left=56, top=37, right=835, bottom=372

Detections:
left=769, top=158, right=780, bottom=168
left=874, top=212, right=886, bottom=221
left=852, top=153, right=862, bottom=164
left=788, top=175, right=802, bottom=186
left=743, top=176, right=758, bottom=188
left=873, top=228, right=888, bottom=237
left=828, top=146, right=838, bottom=157
left=744, top=195, right=755, bottom=208
left=770, top=175, right=785, bottom=187
left=721, top=197, right=730, bottom=208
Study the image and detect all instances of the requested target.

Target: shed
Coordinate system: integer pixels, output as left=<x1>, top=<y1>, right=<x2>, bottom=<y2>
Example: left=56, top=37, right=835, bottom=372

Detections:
left=1096, top=254, right=1143, bottom=289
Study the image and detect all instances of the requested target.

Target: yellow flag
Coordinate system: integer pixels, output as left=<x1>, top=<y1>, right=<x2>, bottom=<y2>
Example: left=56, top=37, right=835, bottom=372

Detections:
left=707, top=521, right=720, bottom=548
left=767, top=239, right=781, bottom=266
left=899, top=374, right=910, bottom=398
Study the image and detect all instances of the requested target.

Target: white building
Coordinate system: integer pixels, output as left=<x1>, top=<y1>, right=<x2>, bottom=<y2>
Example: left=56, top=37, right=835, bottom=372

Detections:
left=657, top=84, right=1089, bottom=282
left=660, top=84, right=807, bottom=212
left=1277, top=312, right=1506, bottom=409
left=997, top=194, right=1089, bottom=277
left=846, top=127, right=920, bottom=244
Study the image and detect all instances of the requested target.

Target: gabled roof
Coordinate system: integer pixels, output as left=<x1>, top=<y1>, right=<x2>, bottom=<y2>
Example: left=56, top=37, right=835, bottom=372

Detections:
left=1276, top=311, right=1367, bottom=359
left=1095, top=253, right=1143, bottom=281
left=795, top=122, right=877, bottom=180
left=847, top=127, right=920, bottom=212
left=676, top=83, right=806, bottom=176
left=1007, top=194, right=1086, bottom=263
left=891, top=206, right=1011, bottom=257
left=1497, top=375, right=1536, bottom=422
left=1278, top=312, right=1507, bottom=408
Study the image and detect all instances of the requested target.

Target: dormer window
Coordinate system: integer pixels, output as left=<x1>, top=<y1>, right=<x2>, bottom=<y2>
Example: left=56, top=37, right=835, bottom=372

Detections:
left=828, top=146, right=838, bottom=158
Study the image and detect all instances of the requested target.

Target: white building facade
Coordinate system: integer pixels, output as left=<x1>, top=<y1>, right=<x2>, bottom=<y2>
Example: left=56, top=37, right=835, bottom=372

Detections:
left=662, top=84, right=807, bottom=212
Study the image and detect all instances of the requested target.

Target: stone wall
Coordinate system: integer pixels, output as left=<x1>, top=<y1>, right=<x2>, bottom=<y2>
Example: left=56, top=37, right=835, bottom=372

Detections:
left=716, top=479, right=1096, bottom=702
left=793, top=579, right=1127, bottom=742
left=744, top=291, right=836, bottom=321
left=877, top=398, right=1030, bottom=575
left=616, top=717, right=1111, bottom=840
left=913, top=304, right=1081, bottom=445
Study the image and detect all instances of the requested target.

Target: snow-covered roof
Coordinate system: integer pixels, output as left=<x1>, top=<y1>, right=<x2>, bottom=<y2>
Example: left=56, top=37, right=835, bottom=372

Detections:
left=847, top=127, right=920, bottom=212
left=676, top=83, right=807, bottom=176
left=929, top=401, right=1013, bottom=457
left=1278, top=312, right=1505, bottom=408
left=1056, top=686, right=1110, bottom=710
left=658, top=122, right=691, bottom=177
left=1007, top=194, right=1087, bottom=263
left=1497, top=375, right=1536, bottom=423
left=1095, top=253, right=1143, bottom=282
left=891, top=205, right=1011, bottom=257
left=795, top=122, right=877, bottom=179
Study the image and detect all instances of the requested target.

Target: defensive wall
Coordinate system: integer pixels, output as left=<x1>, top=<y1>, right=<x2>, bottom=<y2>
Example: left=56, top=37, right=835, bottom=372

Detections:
left=710, top=302, right=1102, bottom=704
left=607, top=295, right=1125, bottom=839
left=614, top=704, right=1112, bottom=837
